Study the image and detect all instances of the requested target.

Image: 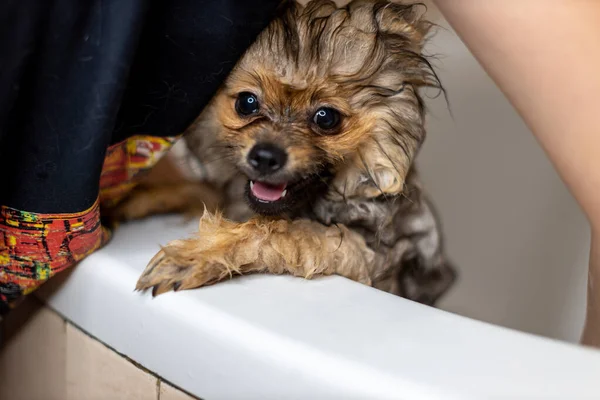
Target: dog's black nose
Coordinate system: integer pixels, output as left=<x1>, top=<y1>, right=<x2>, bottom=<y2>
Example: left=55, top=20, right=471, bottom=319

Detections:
left=247, top=143, right=287, bottom=175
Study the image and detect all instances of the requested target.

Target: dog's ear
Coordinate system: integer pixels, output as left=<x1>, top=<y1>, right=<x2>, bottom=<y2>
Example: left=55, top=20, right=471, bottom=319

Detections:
left=371, top=1, right=432, bottom=50
left=329, top=1, right=436, bottom=200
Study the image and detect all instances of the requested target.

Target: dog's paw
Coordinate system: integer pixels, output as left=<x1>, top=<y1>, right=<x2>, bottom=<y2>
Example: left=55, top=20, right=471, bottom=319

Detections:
left=135, top=239, right=228, bottom=296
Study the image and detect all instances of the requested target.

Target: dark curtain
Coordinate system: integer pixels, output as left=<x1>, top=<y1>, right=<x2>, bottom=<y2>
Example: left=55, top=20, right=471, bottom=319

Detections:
left=0, top=0, right=281, bottom=314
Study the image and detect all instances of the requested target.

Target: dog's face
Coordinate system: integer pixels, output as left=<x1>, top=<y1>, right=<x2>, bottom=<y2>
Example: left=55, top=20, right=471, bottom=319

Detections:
left=211, top=0, right=440, bottom=215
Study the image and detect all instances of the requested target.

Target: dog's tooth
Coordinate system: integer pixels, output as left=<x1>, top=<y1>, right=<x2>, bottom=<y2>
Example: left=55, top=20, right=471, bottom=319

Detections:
left=281, top=189, right=287, bottom=198
left=250, top=181, right=254, bottom=189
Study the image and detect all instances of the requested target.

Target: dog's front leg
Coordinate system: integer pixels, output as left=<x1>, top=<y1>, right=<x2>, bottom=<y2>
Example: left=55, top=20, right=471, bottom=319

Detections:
left=136, top=212, right=374, bottom=295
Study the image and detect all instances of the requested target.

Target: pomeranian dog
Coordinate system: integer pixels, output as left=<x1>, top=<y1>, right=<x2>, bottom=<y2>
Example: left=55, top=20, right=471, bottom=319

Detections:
left=115, top=0, right=457, bottom=306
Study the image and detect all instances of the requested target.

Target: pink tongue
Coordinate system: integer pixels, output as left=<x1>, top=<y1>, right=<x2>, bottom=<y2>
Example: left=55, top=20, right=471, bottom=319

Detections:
left=251, top=181, right=286, bottom=202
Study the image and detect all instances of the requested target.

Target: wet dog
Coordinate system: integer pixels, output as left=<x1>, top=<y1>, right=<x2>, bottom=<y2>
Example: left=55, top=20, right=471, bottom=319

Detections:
left=116, top=0, right=456, bottom=305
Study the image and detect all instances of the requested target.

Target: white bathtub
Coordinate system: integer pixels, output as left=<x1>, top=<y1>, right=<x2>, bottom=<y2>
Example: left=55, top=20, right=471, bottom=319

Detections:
left=31, top=213, right=600, bottom=399
left=21, top=6, right=600, bottom=400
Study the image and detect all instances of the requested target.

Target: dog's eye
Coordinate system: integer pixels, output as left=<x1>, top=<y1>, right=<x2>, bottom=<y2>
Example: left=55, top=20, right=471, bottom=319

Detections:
left=235, top=92, right=260, bottom=116
left=313, top=107, right=341, bottom=131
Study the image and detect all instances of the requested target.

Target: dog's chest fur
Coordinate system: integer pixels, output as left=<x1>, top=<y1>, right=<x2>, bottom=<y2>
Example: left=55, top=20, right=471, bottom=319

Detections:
left=307, top=170, right=455, bottom=305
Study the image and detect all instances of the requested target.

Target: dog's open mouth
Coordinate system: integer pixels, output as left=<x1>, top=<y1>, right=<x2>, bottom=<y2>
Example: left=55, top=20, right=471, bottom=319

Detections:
left=246, top=180, right=295, bottom=215
left=245, top=174, right=329, bottom=216
left=249, top=181, right=288, bottom=202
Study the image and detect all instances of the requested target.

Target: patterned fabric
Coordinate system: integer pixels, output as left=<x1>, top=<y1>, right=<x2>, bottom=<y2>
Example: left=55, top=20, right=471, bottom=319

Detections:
left=100, top=135, right=180, bottom=208
left=0, top=135, right=177, bottom=314
left=0, top=0, right=281, bottom=315
left=0, top=202, right=107, bottom=314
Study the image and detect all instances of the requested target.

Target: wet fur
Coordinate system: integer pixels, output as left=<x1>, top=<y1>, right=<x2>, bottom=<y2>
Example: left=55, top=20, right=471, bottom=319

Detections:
left=127, top=0, right=456, bottom=305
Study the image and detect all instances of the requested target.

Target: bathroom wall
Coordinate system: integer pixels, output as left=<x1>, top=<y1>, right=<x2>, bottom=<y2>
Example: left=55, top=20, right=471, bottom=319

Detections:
left=418, top=6, right=589, bottom=342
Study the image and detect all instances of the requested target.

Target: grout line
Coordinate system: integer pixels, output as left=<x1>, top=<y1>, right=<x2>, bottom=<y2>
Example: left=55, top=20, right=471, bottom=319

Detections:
left=156, top=378, right=162, bottom=400
left=56, top=315, right=201, bottom=399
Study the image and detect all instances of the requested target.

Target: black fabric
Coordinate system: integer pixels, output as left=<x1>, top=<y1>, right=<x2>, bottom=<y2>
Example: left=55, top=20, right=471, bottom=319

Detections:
left=0, top=0, right=281, bottom=214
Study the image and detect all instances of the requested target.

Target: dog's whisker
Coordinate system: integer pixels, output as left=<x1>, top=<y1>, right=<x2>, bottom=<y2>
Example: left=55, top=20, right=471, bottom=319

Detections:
left=400, top=187, right=415, bottom=205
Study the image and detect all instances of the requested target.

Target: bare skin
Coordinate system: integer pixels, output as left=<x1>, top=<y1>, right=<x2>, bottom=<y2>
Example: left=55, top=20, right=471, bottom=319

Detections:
left=433, top=0, right=600, bottom=347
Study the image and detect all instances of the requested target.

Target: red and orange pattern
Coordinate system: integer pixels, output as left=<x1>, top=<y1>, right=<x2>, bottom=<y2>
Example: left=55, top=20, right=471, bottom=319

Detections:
left=100, top=135, right=179, bottom=207
left=0, top=135, right=179, bottom=314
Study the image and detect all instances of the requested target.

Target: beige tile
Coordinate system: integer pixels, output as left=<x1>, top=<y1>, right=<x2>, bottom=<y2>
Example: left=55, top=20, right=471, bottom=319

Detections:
left=66, top=322, right=157, bottom=400
left=160, top=381, right=198, bottom=400
left=0, top=298, right=67, bottom=400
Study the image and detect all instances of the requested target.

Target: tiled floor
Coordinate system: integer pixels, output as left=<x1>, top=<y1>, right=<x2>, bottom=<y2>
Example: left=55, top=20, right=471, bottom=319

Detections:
left=0, top=297, right=197, bottom=400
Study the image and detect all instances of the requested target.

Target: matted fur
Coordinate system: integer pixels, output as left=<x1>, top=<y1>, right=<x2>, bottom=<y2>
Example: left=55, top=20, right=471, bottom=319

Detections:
left=128, top=0, right=456, bottom=306
left=188, top=0, right=442, bottom=199
left=140, top=211, right=373, bottom=295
